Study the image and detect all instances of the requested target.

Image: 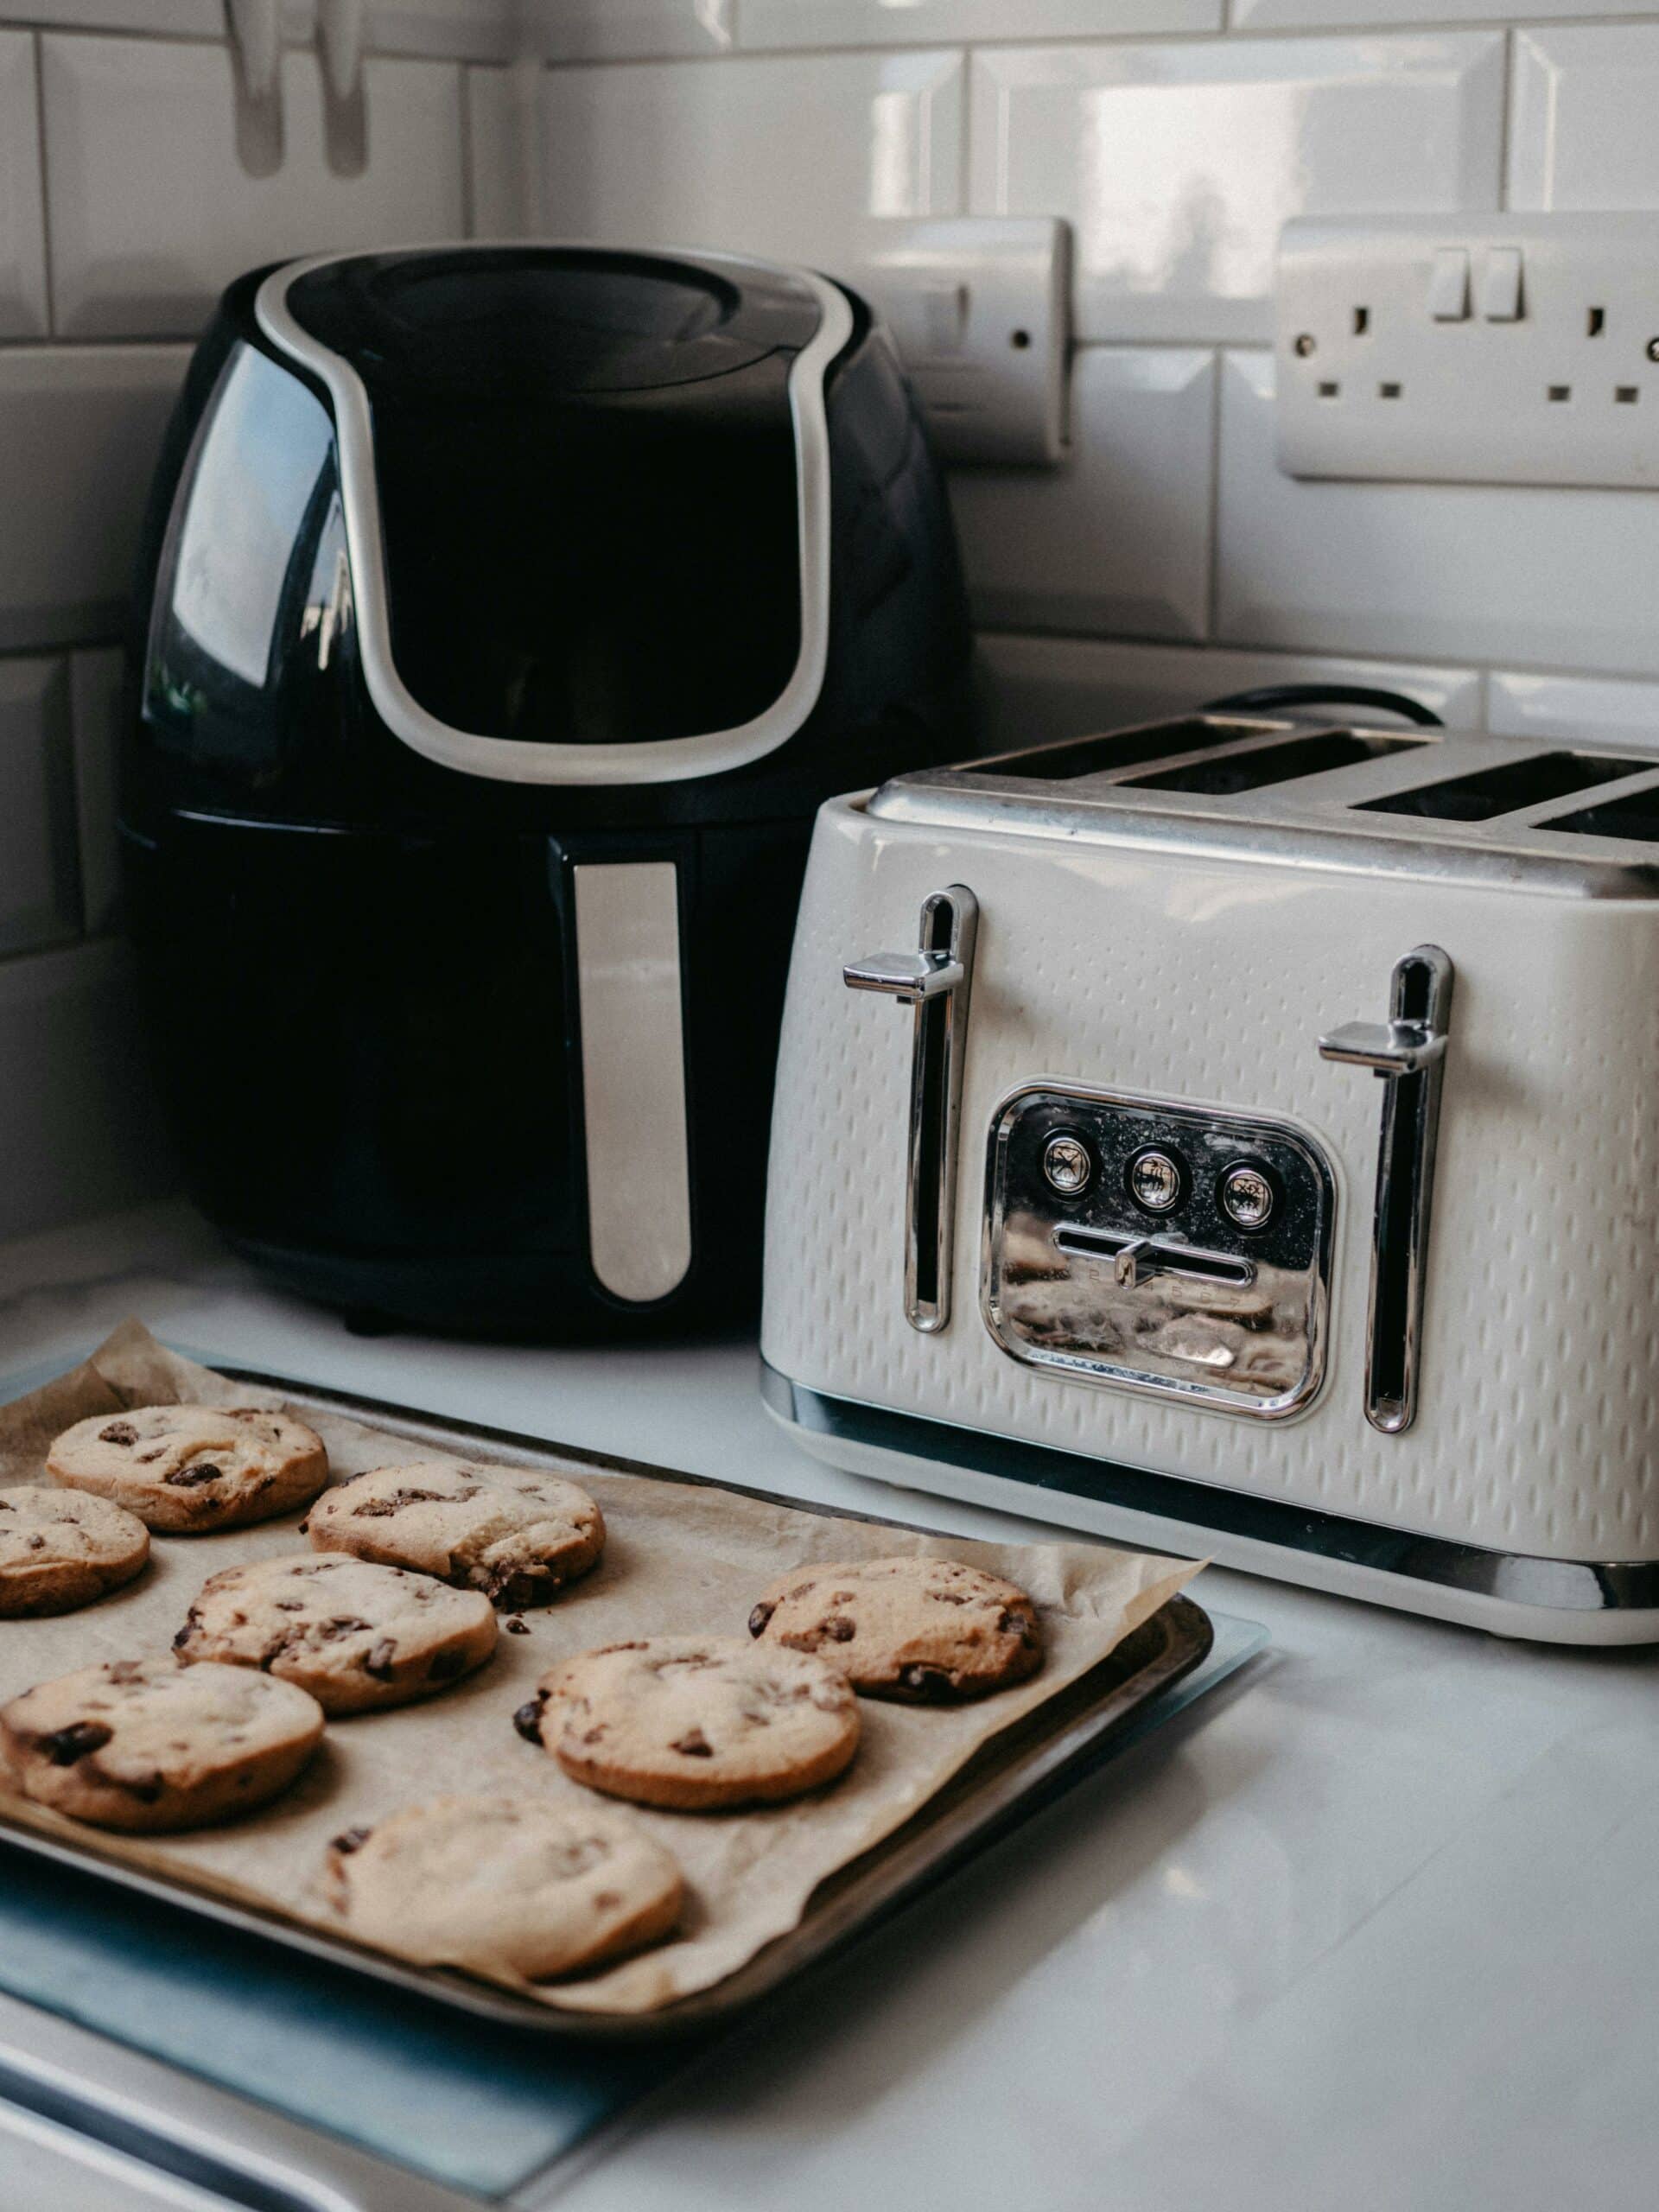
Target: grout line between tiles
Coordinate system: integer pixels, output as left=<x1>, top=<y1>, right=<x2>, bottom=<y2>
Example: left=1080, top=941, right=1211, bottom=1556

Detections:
left=29, top=30, right=53, bottom=339
left=1497, top=24, right=1515, bottom=209
left=1205, top=347, right=1224, bottom=642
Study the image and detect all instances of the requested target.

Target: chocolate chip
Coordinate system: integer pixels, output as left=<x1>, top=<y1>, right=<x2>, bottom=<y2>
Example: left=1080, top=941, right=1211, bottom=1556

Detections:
left=26, top=1535, right=44, bottom=1552
left=98, top=1422, right=137, bottom=1446
left=593, top=1889, right=621, bottom=1911
left=0, top=1501, right=10, bottom=1512
left=425, top=1646, right=467, bottom=1682
left=513, top=1694, right=548, bottom=1744
left=896, top=1662, right=956, bottom=1702
left=671, top=1729, right=714, bottom=1758
left=316, top=1616, right=371, bottom=1641
left=171, top=1625, right=192, bottom=1650
left=505, top=1616, right=530, bottom=1636
left=164, top=1462, right=223, bottom=1489
left=273, top=1599, right=302, bottom=1613
left=331, top=1825, right=372, bottom=1855
left=352, top=1488, right=448, bottom=1517
left=821, top=1615, right=855, bottom=1642
left=786, top=1581, right=816, bottom=1601
left=39, top=1721, right=112, bottom=1764
left=363, top=1638, right=398, bottom=1680
left=747, top=1601, right=775, bottom=1637
left=592, top=1641, right=646, bottom=1656
left=296, top=1521, right=308, bottom=1535
left=997, top=1607, right=1037, bottom=1643
left=931, top=1590, right=971, bottom=1605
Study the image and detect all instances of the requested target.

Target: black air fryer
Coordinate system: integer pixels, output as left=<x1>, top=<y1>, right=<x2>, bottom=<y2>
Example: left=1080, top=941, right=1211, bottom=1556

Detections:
left=123, top=245, right=969, bottom=1333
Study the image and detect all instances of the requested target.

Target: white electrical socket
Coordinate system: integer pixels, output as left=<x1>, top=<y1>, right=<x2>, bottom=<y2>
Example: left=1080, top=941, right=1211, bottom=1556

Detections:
left=854, top=217, right=1069, bottom=467
left=1275, top=214, right=1659, bottom=489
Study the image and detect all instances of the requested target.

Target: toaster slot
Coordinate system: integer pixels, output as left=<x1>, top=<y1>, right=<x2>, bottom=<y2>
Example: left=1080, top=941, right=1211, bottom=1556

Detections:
left=1123, top=728, right=1422, bottom=796
left=1355, top=750, right=1644, bottom=823
left=844, top=887, right=979, bottom=1333
left=975, top=716, right=1270, bottom=783
left=1319, top=945, right=1453, bottom=1434
left=1535, top=784, right=1659, bottom=841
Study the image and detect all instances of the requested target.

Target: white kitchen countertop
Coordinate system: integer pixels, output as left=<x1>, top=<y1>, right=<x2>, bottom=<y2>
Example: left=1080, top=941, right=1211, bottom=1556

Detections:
left=2, top=1201, right=1654, bottom=2212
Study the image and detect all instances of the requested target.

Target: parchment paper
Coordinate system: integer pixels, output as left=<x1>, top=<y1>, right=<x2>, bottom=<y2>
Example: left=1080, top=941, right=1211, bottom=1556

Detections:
left=0, top=1321, right=1198, bottom=2016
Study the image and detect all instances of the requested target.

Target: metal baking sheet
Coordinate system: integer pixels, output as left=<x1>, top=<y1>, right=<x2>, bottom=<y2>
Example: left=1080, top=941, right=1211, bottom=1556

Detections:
left=0, top=1367, right=1214, bottom=2041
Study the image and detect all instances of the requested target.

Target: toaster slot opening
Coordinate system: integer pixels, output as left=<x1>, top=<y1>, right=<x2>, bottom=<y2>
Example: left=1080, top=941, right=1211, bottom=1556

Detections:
left=1122, top=729, right=1422, bottom=796
left=1355, top=750, right=1647, bottom=823
left=1534, top=784, right=1659, bottom=841
left=975, top=717, right=1268, bottom=782
left=909, top=900, right=955, bottom=1317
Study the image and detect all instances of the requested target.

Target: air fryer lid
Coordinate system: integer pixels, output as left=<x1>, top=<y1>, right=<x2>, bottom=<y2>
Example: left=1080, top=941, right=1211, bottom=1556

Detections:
left=258, top=246, right=849, bottom=779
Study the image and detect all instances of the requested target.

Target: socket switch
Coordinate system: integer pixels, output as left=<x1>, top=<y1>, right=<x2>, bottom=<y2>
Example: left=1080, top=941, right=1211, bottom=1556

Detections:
left=855, top=217, right=1069, bottom=467
left=1276, top=214, right=1659, bottom=489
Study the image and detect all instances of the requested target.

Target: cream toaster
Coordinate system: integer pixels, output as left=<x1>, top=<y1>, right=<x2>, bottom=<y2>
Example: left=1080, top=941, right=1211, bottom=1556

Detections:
left=760, top=709, right=1659, bottom=1643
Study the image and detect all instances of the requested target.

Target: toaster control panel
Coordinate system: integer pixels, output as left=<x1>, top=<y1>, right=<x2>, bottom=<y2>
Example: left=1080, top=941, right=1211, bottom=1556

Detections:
left=983, top=1085, right=1336, bottom=1420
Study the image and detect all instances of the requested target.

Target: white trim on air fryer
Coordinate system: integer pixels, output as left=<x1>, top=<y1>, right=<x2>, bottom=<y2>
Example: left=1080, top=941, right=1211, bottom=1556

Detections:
left=253, top=245, right=856, bottom=787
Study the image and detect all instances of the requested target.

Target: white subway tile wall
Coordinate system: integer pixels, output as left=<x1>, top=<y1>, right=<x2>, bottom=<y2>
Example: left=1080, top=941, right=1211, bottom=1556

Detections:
left=0, top=9, right=477, bottom=1230
left=4, top=0, right=1659, bottom=1240
left=0, top=33, right=47, bottom=338
left=950, top=347, right=1215, bottom=639
left=968, top=35, right=1505, bottom=343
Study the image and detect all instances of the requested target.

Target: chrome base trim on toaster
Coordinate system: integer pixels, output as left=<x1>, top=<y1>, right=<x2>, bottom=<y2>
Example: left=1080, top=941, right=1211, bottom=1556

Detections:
left=760, top=1363, right=1659, bottom=1644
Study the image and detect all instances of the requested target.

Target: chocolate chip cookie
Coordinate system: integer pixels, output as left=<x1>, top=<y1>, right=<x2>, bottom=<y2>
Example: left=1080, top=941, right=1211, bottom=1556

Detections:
left=48, top=1406, right=328, bottom=1534
left=747, top=1556, right=1044, bottom=1701
left=306, top=1459, right=604, bottom=1609
left=521, top=1635, right=861, bottom=1811
left=174, top=1555, right=497, bottom=1715
left=0, top=1655, right=324, bottom=1833
left=326, top=1796, right=683, bottom=1980
left=0, top=1487, right=150, bottom=1617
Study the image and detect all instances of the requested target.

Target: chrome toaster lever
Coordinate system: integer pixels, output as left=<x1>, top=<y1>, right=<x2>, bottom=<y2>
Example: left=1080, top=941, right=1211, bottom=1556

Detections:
left=842, top=948, right=964, bottom=1002
left=1319, top=944, right=1454, bottom=1434
left=845, top=886, right=978, bottom=1333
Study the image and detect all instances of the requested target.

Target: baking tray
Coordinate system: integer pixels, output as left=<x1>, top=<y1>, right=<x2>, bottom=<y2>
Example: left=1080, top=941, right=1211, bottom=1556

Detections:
left=0, top=1367, right=1214, bottom=2041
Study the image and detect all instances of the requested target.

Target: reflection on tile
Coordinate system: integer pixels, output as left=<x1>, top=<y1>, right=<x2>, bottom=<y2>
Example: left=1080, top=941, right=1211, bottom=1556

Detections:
left=1217, top=351, right=1659, bottom=677
left=969, top=36, right=1504, bottom=342
left=972, top=634, right=1484, bottom=757
left=0, top=31, right=47, bottom=338
left=42, top=37, right=465, bottom=339
left=528, top=0, right=733, bottom=62
left=1488, top=670, right=1659, bottom=754
left=472, top=48, right=963, bottom=265
left=741, top=0, right=1218, bottom=50
left=950, top=348, right=1214, bottom=640
left=1236, top=0, right=1647, bottom=32
left=0, top=1, right=221, bottom=27
left=1510, top=28, right=1659, bottom=211
left=0, top=941, right=177, bottom=1243
left=0, top=659, right=78, bottom=960
left=70, top=647, right=124, bottom=935
left=0, top=346, right=190, bottom=652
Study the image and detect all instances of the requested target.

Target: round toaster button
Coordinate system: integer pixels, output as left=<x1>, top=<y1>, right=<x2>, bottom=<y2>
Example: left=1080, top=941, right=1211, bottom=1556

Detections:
left=1042, top=1133, right=1093, bottom=1196
left=1218, top=1161, right=1277, bottom=1230
left=1127, top=1147, right=1185, bottom=1215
